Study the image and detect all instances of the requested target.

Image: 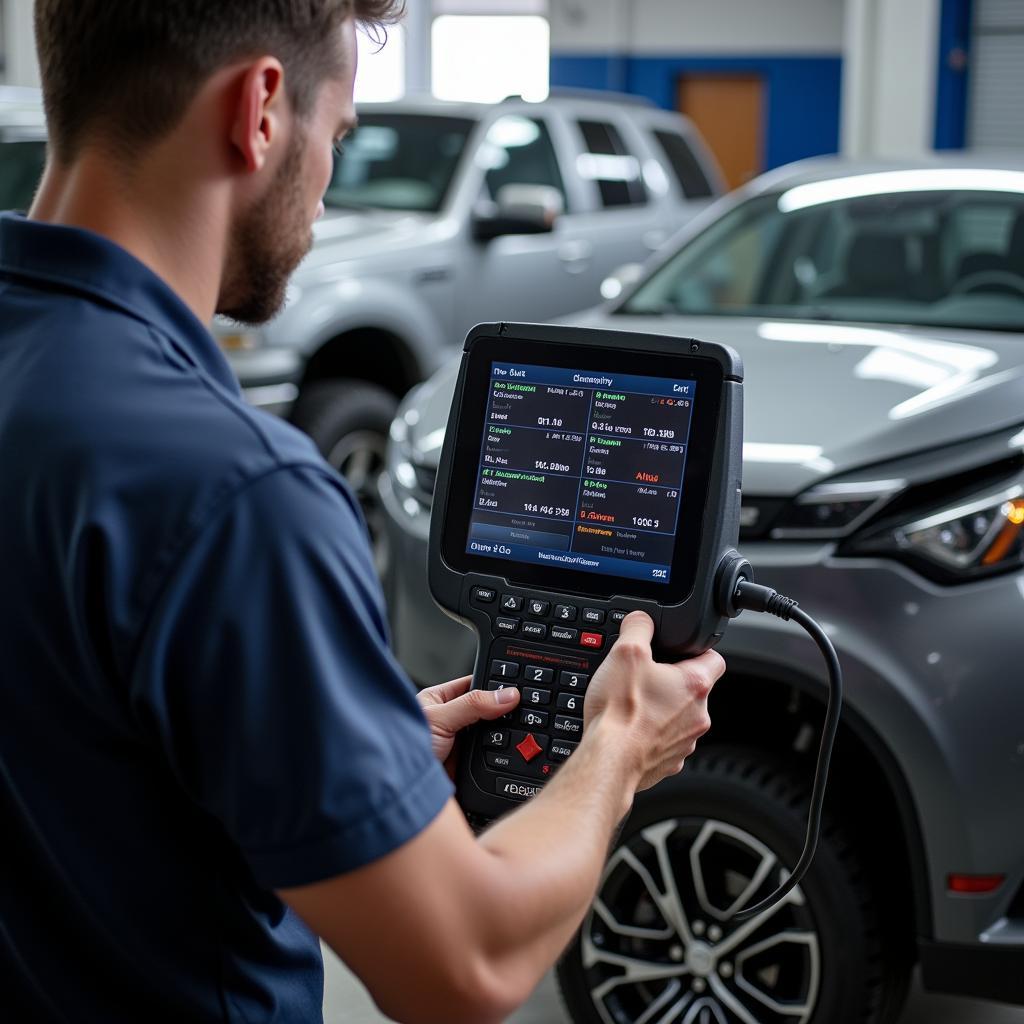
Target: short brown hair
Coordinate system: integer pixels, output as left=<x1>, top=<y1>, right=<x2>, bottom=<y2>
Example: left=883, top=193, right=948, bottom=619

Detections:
left=35, top=0, right=404, bottom=162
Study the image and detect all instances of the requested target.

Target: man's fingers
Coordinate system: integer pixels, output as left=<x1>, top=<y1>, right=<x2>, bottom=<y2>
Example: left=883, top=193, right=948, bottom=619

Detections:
left=685, top=649, right=727, bottom=691
left=434, top=675, right=474, bottom=702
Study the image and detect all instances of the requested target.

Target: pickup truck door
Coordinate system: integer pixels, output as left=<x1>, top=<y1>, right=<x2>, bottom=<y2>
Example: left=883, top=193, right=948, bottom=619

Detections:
left=454, top=113, right=601, bottom=334
left=553, top=116, right=683, bottom=294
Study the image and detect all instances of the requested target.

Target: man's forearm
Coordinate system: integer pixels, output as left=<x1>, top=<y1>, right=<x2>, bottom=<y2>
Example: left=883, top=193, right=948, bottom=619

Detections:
left=474, top=713, right=640, bottom=991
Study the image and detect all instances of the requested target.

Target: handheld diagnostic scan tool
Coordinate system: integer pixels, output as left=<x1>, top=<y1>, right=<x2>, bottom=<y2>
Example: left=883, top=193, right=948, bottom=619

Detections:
left=429, top=323, right=842, bottom=921
left=429, top=323, right=743, bottom=816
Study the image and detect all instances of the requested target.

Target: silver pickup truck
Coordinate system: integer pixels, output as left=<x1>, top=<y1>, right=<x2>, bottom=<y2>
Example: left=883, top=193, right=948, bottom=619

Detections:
left=213, top=91, right=722, bottom=570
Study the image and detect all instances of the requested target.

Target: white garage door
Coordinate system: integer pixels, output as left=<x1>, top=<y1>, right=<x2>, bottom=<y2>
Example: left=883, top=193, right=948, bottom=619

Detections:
left=968, top=0, right=1024, bottom=149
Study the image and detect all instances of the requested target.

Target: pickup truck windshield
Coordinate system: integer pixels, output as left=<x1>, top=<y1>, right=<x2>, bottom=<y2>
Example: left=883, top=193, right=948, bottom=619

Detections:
left=325, top=114, right=474, bottom=213
left=621, top=185, right=1024, bottom=332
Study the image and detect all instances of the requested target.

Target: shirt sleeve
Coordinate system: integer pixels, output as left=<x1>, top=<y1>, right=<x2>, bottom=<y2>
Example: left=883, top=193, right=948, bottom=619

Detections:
left=128, top=464, right=453, bottom=889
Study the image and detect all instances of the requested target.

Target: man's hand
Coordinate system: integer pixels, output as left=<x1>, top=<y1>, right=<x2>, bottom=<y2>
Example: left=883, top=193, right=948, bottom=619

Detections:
left=584, top=611, right=725, bottom=794
left=418, top=676, right=521, bottom=775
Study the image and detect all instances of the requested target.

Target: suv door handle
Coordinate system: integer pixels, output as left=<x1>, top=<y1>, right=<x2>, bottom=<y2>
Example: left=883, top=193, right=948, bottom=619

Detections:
left=558, top=241, right=593, bottom=273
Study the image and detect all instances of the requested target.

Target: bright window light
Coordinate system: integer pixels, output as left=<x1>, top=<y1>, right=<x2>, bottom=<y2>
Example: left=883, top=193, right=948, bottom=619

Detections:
left=432, top=16, right=549, bottom=104
left=355, top=24, right=405, bottom=103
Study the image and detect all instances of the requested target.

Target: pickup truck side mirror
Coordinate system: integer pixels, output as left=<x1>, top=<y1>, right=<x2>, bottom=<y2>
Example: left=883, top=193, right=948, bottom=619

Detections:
left=472, top=184, right=563, bottom=242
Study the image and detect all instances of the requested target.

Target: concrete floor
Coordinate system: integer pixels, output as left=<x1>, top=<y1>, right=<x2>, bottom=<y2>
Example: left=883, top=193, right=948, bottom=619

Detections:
left=322, top=945, right=1024, bottom=1024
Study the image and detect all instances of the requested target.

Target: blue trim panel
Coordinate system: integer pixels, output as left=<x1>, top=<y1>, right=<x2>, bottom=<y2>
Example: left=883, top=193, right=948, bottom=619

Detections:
left=934, top=0, right=972, bottom=150
left=550, top=53, right=842, bottom=172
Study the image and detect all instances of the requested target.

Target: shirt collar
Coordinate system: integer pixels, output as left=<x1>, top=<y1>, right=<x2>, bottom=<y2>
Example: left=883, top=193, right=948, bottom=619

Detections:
left=0, top=212, right=239, bottom=392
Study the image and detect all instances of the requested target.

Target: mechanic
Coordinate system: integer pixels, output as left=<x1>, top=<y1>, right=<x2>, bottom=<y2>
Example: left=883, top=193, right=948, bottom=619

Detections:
left=0, top=2, right=725, bottom=1022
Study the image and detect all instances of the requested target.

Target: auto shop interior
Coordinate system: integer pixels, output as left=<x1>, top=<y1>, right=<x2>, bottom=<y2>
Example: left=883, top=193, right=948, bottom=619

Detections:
left=2, top=0, right=1023, bottom=1022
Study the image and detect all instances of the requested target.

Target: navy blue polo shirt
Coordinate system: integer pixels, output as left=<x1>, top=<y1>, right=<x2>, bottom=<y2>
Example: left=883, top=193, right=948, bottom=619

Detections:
left=0, top=213, right=453, bottom=1023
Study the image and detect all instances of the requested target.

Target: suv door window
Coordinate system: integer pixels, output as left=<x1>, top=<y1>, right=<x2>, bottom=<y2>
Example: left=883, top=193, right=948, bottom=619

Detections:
left=481, top=116, right=568, bottom=212
left=650, top=129, right=714, bottom=199
left=576, top=119, right=647, bottom=208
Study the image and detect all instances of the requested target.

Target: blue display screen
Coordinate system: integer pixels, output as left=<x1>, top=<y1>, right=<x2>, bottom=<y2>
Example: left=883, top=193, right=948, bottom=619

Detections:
left=465, top=362, right=697, bottom=584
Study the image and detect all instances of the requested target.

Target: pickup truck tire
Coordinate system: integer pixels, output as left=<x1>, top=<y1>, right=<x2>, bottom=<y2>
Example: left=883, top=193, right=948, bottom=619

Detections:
left=556, top=745, right=911, bottom=1024
left=291, top=379, right=398, bottom=577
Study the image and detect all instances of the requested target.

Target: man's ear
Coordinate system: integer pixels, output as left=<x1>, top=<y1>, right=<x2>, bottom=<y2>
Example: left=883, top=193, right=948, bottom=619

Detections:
left=230, top=58, right=287, bottom=174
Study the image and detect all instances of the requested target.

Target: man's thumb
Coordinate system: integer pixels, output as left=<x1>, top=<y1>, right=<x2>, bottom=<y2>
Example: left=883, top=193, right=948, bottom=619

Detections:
left=436, top=686, right=520, bottom=733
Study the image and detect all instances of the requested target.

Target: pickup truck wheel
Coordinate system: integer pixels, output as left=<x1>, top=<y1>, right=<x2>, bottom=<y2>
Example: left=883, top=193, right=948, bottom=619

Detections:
left=556, top=746, right=910, bottom=1024
left=291, top=380, right=398, bottom=578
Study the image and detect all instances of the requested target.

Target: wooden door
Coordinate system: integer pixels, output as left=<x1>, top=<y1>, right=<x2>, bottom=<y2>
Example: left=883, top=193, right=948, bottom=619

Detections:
left=677, top=74, right=764, bottom=190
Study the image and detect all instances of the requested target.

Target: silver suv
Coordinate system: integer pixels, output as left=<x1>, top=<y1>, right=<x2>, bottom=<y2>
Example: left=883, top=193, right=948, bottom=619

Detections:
left=214, top=92, right=722, bottom=570
left=381, top=157, right=1024, bottom=1023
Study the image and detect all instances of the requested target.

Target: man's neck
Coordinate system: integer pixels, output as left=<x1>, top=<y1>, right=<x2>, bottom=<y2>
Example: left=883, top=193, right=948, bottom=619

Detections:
left=29, top=150, right=228, bottom=325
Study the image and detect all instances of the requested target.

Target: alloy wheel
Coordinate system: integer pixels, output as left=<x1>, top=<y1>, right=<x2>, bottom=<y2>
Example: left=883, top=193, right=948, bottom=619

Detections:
left=581, top=817, right=821, bottom=1024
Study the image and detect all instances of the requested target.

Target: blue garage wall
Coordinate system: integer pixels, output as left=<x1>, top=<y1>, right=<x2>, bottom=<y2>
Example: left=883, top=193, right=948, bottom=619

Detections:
left=933, top=0, right=972, bottom=149
left=550, top=54, right=842, bottom=172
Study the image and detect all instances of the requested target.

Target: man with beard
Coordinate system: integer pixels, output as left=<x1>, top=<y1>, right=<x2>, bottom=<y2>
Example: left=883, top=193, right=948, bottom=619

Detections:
left=0, top=2, right=725, bottom=1022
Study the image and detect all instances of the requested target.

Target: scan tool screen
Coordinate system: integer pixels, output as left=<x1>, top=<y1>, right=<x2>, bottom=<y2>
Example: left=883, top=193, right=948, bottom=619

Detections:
left=465, top=362, right=696, bottom=585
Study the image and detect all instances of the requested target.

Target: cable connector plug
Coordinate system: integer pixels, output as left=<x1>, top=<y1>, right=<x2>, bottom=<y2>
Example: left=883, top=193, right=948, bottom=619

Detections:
left=714, top=552, right=752, bottom=618
left=733, top=580, right=799, bottom=621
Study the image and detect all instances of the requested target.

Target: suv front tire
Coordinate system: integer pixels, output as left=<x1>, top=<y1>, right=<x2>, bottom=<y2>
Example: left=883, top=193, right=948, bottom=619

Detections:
left=556, top=746, right=912, bottom=1024
left=291, top=379, right=398, bottom=576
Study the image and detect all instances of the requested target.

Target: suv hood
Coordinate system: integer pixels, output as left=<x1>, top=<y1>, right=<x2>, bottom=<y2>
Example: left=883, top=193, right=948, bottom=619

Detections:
left=406, top=314, right=1024, bottom=496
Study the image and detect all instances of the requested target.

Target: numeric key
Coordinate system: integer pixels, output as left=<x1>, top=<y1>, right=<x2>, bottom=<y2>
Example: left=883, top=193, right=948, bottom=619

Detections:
left=559, top=670, right=589, bottom=690
left=557, top=693, right=583, bottom=713
left=519, top=709, right=549, bottom=729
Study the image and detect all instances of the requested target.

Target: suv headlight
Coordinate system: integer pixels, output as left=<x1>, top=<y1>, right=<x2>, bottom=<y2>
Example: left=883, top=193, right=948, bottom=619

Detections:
left=845, top=480, right=1024, bottom=582
left=385, top=399, right=438, bottom=524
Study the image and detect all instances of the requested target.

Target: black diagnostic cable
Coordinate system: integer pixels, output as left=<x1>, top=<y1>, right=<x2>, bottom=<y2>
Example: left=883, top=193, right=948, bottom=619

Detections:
left=715, top=561, right=844, bottom=922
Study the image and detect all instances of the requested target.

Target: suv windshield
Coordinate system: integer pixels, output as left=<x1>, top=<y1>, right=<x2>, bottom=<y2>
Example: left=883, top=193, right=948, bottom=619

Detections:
left=622, top=185, right=1024, bottom=331
left=0, top=139, right=46, bottom=213
left=325, top=113, right=474, bottom=213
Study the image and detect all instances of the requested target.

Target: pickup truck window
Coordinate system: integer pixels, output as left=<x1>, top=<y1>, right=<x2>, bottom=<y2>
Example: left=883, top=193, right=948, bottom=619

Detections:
left=651, top=129, right=714, bottom=199
left=481, top=116, right=568, bottom=212
left=325, top=114, right=474, bottom=213
left=576, top=119, right=647, bottom=209
left=0, top=140, right=46, bottom=213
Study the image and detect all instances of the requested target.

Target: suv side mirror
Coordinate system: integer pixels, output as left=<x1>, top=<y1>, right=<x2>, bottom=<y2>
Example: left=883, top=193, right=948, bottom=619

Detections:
left=472, top=184, right=563, bottom=242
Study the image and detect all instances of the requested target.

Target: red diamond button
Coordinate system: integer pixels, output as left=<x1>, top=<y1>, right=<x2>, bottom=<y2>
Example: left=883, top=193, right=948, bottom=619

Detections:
left=515, top=734, right=543, bottom=763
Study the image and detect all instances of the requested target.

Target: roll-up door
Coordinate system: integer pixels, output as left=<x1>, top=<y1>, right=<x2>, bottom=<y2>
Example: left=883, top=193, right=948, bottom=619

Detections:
left=968, top=0, right=1024, bottom=149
